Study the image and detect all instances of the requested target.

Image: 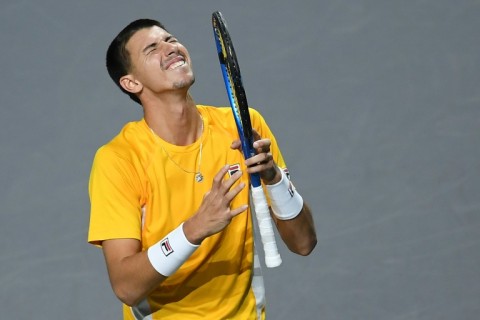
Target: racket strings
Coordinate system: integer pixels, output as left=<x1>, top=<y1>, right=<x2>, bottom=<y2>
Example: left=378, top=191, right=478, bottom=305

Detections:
left=214, top=13, right=254, bottom=153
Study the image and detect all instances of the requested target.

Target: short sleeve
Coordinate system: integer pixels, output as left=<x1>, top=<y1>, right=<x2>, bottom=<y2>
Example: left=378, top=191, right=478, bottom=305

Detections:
left=87, top=146, right=143, bottom=247
left=249, top=108, right=287, bottom=169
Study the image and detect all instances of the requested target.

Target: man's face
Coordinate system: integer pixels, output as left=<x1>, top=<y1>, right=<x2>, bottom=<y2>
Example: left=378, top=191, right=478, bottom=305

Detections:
left=125, top=26, right=195, bottom=95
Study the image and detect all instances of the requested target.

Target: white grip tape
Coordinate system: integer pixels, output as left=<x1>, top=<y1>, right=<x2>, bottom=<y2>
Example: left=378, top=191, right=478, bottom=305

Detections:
left=147, top=223, right=199, bottom=277
left=251, top=185, right=282, bottom=268
left=266, top=169, right=303, bottom=220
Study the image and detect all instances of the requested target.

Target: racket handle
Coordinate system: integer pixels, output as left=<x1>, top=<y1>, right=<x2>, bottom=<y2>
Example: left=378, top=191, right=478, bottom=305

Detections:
left=251, top=185, right=282, bottom=268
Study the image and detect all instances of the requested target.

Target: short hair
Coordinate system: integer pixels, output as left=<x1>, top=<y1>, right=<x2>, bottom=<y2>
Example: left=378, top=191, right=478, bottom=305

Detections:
left=106, top=19, right=168, bottom=105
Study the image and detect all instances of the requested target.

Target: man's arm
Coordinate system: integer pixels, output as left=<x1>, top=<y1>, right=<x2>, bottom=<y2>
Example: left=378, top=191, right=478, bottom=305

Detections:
left=102, top=238, right=165, bottom=306
left=262, top=164, right=317, bottom=255
left=234, top=138, right=317, bottom=256
left=101, top=166, right=247, bottom=307
left=268, top=173, right=317, bottom=256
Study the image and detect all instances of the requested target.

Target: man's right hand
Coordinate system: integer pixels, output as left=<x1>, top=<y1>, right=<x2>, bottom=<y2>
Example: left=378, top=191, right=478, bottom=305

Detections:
left=183, top=165, right=248, bottom=245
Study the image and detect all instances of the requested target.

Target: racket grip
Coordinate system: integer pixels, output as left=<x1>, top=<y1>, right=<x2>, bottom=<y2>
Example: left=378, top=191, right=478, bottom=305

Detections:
left=251, top=185, right=282, bottom=268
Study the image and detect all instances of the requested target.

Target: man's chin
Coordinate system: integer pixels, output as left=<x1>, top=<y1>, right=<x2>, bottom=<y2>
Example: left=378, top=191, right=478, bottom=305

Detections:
left=173, top=76, right=195, bottom=89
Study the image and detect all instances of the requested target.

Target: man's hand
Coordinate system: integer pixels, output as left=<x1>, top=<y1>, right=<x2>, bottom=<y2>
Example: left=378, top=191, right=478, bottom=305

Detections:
left=230, top=130, right=281, bottom=185
left=183, top=165, right=248, bottom=245
left=230, top=131, right=317, bottom=256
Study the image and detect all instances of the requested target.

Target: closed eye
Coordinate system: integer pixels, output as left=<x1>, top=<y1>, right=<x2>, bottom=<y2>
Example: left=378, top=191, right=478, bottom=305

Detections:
left=142, top=36, right=178, bottom=55
left=166, top=36, right=178, bottom=43
left=143, top=42, right=158, bottom=55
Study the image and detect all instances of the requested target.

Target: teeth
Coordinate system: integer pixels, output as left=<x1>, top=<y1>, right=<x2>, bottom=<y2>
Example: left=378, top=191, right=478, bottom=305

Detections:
left=168, top=60, right=185, bottom=70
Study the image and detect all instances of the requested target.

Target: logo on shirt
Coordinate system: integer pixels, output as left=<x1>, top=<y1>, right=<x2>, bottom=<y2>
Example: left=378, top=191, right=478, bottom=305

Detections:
left=160, top=238, right=174, bottom=256
left=228, top=163, right=241, bottom=177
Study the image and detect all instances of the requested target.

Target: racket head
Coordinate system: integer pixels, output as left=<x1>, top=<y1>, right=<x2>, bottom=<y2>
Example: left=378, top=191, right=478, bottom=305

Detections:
left=213, top=12, right=282, bottom=268
left=212, top=11, right=256, bottom=159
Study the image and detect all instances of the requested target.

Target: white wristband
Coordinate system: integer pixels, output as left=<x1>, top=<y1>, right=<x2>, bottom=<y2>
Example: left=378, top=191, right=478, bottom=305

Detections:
left=266, top=168, right=304, bottom=220
left=147, top=223, right=199, bottom=277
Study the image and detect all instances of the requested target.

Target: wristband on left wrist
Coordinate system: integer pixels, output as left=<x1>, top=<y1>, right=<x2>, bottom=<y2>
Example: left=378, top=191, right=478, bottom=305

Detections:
left=266, top=168, right=303, bottom=220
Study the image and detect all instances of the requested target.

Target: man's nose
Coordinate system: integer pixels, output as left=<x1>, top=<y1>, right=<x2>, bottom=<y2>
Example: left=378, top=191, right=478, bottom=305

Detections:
left=162, top=41, right=178, bottom=56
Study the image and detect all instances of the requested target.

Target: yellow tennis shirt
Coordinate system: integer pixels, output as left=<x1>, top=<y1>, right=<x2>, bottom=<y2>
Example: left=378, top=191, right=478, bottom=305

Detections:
left=88, top=105, right=286, bottom=319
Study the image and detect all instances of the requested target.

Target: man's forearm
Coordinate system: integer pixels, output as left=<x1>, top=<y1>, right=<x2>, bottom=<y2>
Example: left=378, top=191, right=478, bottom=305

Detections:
left=102, top=239, right=167, bottom=307
left=273, top=203, right=317, bottom=256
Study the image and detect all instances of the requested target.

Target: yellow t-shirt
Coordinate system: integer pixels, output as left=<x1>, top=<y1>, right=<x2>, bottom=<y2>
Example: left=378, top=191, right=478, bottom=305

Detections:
left=88, top=105, right=286, bottom=319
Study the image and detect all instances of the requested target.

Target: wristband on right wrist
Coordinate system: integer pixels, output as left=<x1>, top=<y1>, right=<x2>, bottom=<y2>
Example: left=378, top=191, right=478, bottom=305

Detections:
left=266, top=168, right=304, bottom=220
left=147, top=223, right=199, bottom=277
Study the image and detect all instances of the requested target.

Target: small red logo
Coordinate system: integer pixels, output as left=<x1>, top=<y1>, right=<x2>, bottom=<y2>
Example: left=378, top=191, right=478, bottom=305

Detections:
left=160, top=238, right=174, bottom=256
left=228, top=163, right=241, bottom=177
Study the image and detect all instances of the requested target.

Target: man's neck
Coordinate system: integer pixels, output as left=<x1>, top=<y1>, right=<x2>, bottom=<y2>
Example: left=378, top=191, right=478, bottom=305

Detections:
left=143, top=93, right=202, bottom=146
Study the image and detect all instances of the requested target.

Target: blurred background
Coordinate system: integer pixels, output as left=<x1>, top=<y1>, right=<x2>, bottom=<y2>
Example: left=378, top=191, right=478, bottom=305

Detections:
left=1, top=0, right=479, bottom=319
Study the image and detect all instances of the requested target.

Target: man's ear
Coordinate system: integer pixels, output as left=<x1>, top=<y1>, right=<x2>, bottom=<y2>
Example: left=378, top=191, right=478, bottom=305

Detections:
left=119, top=75, right=143, bottom=94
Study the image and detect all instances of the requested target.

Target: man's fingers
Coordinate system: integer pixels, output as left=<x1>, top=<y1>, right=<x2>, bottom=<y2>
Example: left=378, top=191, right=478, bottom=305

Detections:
left=252, top=138, right=271, bottom=153
left=212, top=165, right=231, bottom=185
left=212, top=165, right=243, bottom=194
left=225, top=181, right=246, bottom=202
left=245, top=153, right=273, bottom=170
left=230, top=204, right=249, bottom=217
left=252, top=129, right=261, bottom=141
left=222, top=171, right=243, bottom=193
left=230, top=139, right=242, bottom=150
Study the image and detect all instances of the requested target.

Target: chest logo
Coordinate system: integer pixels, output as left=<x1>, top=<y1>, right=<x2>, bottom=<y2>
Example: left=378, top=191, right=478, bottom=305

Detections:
left=228, top=163, right=241, bottom=177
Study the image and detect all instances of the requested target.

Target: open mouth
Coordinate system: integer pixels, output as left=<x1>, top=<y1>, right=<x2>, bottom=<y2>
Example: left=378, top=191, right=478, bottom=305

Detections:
left=165, top=56, right=186, bottom=70
left=168, top=60, right=186, bottom=70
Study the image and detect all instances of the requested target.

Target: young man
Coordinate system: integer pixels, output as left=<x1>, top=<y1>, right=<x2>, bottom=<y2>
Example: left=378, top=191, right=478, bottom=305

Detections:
left=88, top=19, right=317, bottom=319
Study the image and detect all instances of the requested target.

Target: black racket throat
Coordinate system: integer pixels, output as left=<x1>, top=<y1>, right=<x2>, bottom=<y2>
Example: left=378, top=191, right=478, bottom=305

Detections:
left=212, top=11, right=283, bottom=268
left=212, top=11, right=255, bottom=150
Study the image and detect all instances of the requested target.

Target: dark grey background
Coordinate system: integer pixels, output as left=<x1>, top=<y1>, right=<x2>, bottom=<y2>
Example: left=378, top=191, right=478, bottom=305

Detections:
left=1, top=0, right=479, bottom=319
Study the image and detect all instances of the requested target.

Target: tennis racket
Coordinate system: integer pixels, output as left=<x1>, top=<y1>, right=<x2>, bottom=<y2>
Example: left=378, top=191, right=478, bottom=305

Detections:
left=212, top=11, right=282, bottom=268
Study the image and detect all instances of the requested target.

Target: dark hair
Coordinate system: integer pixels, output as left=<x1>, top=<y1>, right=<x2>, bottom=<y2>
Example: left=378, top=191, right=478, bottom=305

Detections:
left=106, top=19, right=168, bottom=105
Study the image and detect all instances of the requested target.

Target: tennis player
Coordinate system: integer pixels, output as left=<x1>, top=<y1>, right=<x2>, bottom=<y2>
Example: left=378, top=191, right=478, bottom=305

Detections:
left=88, top=18, right=317, bottom=320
